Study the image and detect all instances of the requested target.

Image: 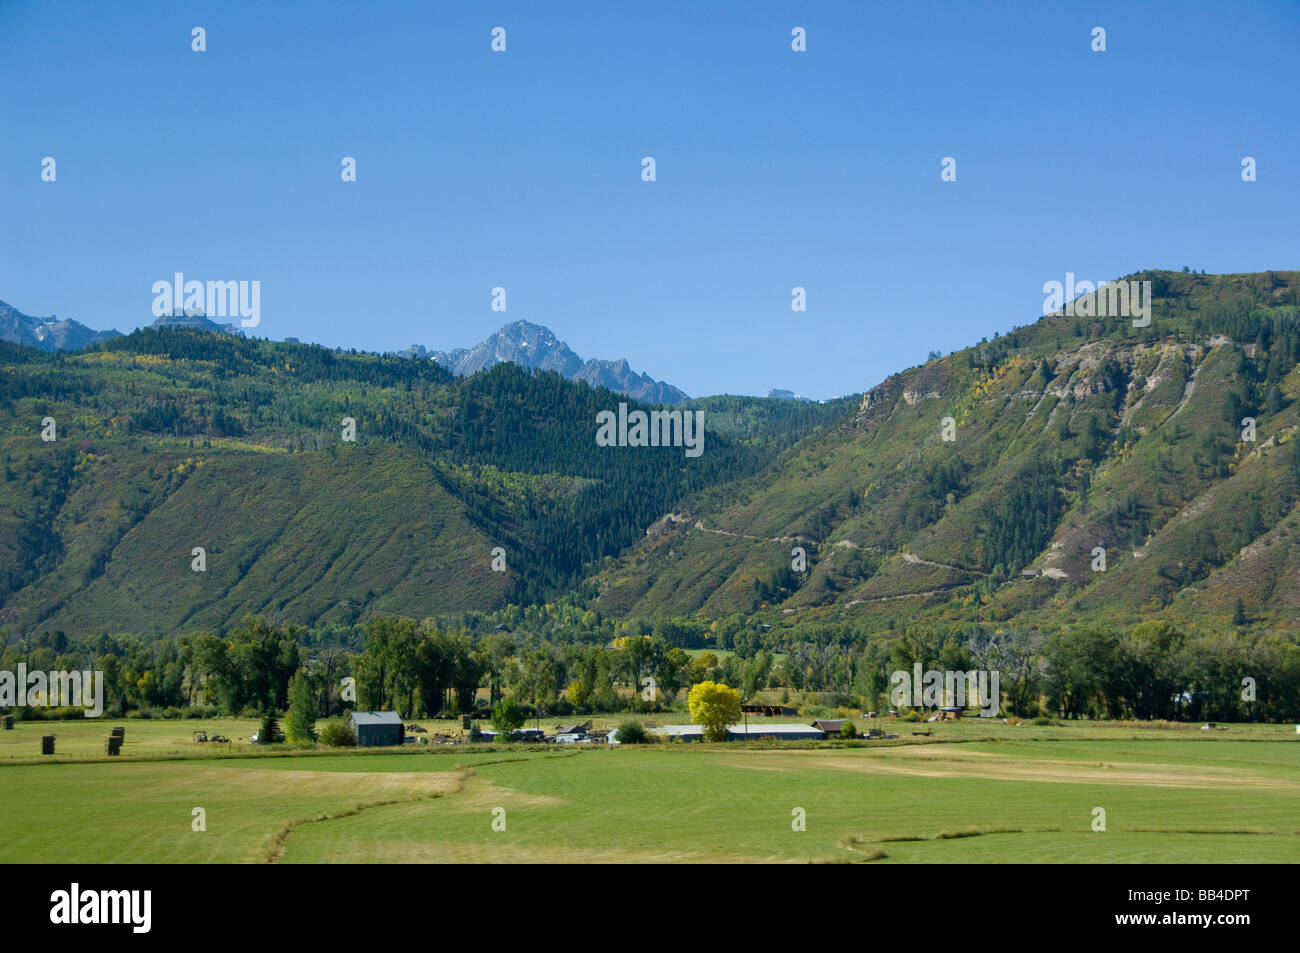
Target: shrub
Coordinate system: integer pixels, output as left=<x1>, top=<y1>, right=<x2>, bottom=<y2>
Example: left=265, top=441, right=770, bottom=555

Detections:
left=490, top=699, right=525, bottom=739
left=17, top=706, right=86, bottom=721
left=318, top=720, right=356, bottom=747
left=1032, top=715, right=1056, bottom=726
left=467, top=722, right=483, bottom=742
left=900, top=710, right=923, bottom=723
left=614, top=720, right=651, bottom=744
left=839, top=720, right=858, bottom=739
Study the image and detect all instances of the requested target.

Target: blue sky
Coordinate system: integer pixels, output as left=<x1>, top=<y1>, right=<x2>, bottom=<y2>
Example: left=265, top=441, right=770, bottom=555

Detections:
left=2, top=0, right=1296, bottom=400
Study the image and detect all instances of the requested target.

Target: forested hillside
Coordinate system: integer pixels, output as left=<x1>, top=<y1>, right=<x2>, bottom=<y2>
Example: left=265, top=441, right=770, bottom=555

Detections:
left=0, top=329, right=847, bottom=636
left=592, top=270, right=1300, bottom=638
left=4, top=270, right=1300, bottom=649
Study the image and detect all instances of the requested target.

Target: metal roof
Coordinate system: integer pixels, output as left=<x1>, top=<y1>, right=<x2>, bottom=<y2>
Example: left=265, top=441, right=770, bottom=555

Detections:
left=658, top=723, right=827, bottom=737
left=349, top=711, right=403, bottom=726
left=811, top=719, right=845, bottom=731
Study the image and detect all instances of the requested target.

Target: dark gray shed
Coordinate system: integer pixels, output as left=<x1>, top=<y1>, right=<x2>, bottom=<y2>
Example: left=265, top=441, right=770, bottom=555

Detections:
left=349, top=711, right=404, bottom=747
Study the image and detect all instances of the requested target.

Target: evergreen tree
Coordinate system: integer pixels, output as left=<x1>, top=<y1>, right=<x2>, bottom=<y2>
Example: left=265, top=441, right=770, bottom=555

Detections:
left=257, top=708, right=281, bottom=745
left=1266, top=384, right=1283, bottom=415
left=286, top=674, right=317, bottom=743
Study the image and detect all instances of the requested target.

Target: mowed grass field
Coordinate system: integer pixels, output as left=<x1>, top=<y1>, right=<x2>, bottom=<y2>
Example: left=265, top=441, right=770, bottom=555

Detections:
left=0, top=718, right=1296, bottom=863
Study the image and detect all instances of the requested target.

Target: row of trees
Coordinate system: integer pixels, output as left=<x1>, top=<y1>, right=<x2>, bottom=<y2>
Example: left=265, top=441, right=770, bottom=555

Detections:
left=5, top=612, right=1299, bottom=723
left=867, top=622, right=1300, bottom=722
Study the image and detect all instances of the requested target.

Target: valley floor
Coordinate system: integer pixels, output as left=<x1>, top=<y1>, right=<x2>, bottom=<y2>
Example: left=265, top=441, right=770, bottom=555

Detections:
left=1, top=719, right=1296, bottom=863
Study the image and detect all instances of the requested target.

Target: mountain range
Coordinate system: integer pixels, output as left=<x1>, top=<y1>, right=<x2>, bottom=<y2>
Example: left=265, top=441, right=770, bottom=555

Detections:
left=0, top=301, right=248, bottom=351
left=404, top=320, right=691, bottom=403
left=0, top=304, right=691, bottom=404
left=1, top=269, right=1298, bottom=641
left=0, top=300, right=122, bottom=351
left=146, top=311, right=245, bottom=336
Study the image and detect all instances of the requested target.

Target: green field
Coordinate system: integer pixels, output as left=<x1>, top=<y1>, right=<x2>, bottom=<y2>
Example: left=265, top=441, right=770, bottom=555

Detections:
left=1, top=718, right=1297, bottom=863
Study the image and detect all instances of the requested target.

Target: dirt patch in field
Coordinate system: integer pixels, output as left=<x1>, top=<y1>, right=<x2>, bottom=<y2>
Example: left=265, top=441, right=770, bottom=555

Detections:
left=158, top=767, right=464, bottom=800
left=727, top=750, right=1300, bottom=791
left=316, top=841, right=784, bottom=864
left=444, top=775, right=566, bottom=812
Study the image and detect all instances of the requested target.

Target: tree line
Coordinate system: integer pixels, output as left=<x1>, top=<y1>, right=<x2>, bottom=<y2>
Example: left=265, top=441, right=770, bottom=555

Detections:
left=4, top=609, right=1297, bottom=723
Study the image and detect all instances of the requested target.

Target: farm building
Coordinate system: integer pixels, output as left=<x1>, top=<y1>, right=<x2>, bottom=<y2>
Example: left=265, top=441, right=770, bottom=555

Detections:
left=554, top=721, right=592, bottom=738
left=811, top=719, right=845, bottom=735
left=348, top=711, right=404, bottom=747
left=656, top=723, right=828, bottom=742
left=937, top=707, right=962, bottom=721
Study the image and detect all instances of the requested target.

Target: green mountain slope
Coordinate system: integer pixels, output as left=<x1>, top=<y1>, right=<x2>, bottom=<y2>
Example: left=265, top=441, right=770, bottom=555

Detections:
left=4, top=271, right=1298, bottom=640
left=0, top=330, right=846, bottom=636
left=589, top=270, right=1300, bottom=637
